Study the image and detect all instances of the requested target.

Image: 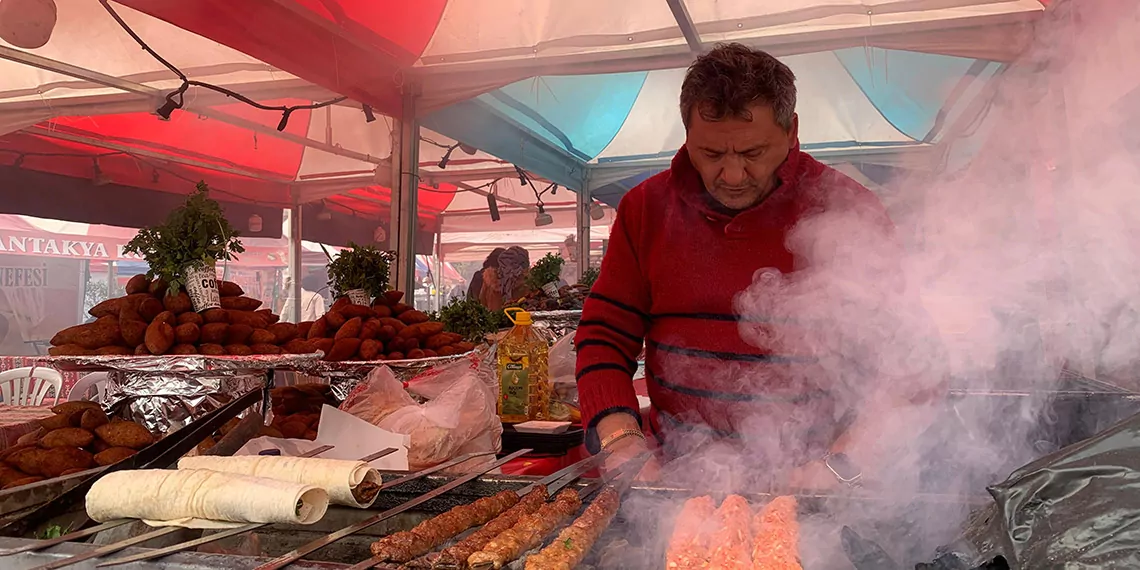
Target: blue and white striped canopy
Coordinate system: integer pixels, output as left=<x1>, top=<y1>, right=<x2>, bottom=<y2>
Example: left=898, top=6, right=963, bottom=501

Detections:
left=424, top=47, right=1002, bottom=206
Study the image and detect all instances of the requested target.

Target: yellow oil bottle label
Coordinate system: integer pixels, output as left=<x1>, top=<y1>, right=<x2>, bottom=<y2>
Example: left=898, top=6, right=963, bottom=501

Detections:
left=499, top=355, right=530, bottom=421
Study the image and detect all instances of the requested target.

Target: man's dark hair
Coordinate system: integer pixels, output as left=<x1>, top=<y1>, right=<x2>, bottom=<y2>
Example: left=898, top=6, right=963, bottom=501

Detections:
left=301, top=272, right=326, bottom=293
left=680, top=43, right=797, bottom=131
left=483, top=247, right=506, bottom=269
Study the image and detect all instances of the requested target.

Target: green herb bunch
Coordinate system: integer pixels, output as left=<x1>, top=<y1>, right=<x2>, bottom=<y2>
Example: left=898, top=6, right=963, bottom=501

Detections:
left=525, top=253, right=565, bottom=292
left=327, top=242, right=393, bottom=299
left=579, top=266, right=600, bottom=288
left=439, top=297, right=504, bottom=342
left=123, top=182, right=244, bottom=295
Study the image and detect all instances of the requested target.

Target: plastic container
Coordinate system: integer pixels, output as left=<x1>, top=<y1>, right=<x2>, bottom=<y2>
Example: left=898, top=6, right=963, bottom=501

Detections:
left=496, top=308, right=551, bottom=423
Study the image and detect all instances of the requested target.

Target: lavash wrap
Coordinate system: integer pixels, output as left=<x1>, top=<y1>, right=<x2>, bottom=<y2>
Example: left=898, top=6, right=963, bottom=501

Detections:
left=178, top=455, right=382, bottom=508
left=86, top=469, right=328, bottom=529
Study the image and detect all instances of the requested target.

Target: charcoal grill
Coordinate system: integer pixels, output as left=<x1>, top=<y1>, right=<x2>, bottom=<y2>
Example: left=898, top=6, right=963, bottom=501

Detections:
left=0, top=468, right=988, bottom=570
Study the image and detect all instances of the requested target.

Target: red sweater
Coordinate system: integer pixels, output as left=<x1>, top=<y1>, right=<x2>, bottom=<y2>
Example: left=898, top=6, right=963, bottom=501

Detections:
left=575, top=143, right=900, bottom=453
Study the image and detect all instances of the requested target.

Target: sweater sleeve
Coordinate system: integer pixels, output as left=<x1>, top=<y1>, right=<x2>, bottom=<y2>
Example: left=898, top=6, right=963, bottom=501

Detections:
left=575, top=187, right=651, bottom=448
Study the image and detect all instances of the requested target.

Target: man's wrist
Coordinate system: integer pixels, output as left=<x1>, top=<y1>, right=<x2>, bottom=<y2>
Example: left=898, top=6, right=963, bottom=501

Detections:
left=585, top=406, right=643, bottom=454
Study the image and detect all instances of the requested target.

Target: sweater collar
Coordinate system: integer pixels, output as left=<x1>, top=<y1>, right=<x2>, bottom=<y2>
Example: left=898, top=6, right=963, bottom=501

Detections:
left=670, top=140, right=806, bottom=221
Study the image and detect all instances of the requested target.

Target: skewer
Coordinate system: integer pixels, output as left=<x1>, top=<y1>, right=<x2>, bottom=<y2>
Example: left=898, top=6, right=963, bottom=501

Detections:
left=253, top=449, right=533, bottom=570
left=22, top=444, right=339, bottom=570
left=364, top=449, right=615, bottom=570
left=90, top=446, right=400, bottom=568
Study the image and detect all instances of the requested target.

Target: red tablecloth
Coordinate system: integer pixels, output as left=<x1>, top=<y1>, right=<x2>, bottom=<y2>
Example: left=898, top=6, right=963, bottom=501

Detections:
left=0, top=356, right=80, bottom=401
left=0, top=405, right=53, bottom=450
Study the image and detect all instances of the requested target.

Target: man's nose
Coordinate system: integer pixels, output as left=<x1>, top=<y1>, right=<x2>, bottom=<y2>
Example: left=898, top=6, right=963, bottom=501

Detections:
left=719, top=159, right=747, bottom=187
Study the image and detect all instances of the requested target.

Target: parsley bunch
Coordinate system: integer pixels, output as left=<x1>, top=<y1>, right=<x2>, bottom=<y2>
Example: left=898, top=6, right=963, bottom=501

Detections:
left=123, top=182, right=244, bottom=295
left=439, top=297, right=504, bottom=342
left=525, top=253, right=565, bottom=292
left=327, top=242, right=393, bottom=299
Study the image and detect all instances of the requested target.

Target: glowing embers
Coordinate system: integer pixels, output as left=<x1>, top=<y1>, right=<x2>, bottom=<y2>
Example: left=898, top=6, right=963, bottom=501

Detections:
left=665, top=495, right=802, bottom=570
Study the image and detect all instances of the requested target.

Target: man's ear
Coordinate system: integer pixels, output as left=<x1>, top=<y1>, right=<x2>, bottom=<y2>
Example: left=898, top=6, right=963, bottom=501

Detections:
left=789, top=113, right=799, bottom=142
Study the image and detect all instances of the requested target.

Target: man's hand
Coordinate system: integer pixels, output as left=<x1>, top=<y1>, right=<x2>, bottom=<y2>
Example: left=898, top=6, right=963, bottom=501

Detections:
left=786, top=459, right=841, bottom=491
left=602, top=435, right=661, bottom=482
left=596, top=412, right=660, bottom=481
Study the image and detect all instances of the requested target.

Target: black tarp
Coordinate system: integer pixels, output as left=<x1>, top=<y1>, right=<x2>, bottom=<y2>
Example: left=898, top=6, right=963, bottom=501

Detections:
left=847, top=408, right=1140, bottom=569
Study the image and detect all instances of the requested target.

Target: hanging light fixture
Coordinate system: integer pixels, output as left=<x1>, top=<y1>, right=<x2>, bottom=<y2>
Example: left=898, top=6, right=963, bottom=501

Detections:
left=248, top=213, right=263, bottom=233
left=534, top=204, right=553, bottom=227
left=316, top=200, right=333, bottom=221
left=0, top=0, right=57, bottom=49
left=91, top=160, right=111, bottom=186
left=589, top=202, right=605, bottom=221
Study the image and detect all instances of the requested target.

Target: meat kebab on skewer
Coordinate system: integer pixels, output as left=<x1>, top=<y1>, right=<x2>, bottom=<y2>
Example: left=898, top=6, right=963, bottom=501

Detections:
left=523, top=485, right=621, bottom=570
left=369, top=490, right=520, bottom=562
left=359, top=453, right=609, bottom=569
left=466, top=452, right=650, bottom=570
left=432, top=485, right=550, bottom=569
left=665, top=495, right=716, bottom=569
left=467, top=488, right=583, bottom=569
left=707, top=494, right=753, bottom=570
left=751, top=496, right=803, bottom=570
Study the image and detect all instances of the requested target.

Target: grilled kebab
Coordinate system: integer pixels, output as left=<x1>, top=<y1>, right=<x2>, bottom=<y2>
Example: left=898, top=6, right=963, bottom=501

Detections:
left=370, top=490, right=519, bottom=562
left=707, top=494, right=753, bottom=570
left=432, top=485, right=550, bottom=569
left=666, top=495, right=716, bottom=569
left=523, top=486, right=621, bottom=570
left=467, top=488, right=582, bottom=569
left=750, top=496, right=802, bottom=570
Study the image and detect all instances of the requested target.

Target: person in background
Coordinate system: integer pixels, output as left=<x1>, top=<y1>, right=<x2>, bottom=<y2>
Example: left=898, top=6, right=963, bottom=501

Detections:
left=467, top=248, right=505, bottom=301
left=281, top=272, right=328, bottom=323
left=481, top=246, right=530, bottom=312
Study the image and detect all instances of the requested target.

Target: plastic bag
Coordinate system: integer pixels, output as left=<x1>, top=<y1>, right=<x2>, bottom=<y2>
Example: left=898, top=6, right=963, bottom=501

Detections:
left=906, top=410, right=1140, bottom=569
left=340, top=361, right=502, bottom=471
left=547, top=332, right=580, bottom=422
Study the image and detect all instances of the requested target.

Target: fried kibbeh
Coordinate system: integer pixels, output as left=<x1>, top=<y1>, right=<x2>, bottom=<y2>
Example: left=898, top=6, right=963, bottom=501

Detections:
left=94, top=421, right=154, bottom=450
left=41, top=427, right=95, bottom=449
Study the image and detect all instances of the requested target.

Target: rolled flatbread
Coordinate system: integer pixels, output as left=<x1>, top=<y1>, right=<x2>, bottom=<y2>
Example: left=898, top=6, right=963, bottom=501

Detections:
left=86, top=469, right=328, bottom=529
left=177, top=455, right=382, bottom=508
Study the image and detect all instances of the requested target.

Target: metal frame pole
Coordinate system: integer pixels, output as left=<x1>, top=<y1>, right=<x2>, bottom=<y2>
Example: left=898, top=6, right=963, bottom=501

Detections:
left=395, top=92, right=420, bottom=302
left=576, top=175, right=592, bottom=282
left=287, top=199, right=303, bottom=324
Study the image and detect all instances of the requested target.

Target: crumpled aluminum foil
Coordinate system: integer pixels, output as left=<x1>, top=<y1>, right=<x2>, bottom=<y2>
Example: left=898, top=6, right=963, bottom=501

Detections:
left=529, top=310, right=582, bottom=343
left=38, top=353, right=321, bottom=373
left=297, top=353, right=475, bottom=402
left=104, top=369, right=265, bottom=433
left=39, top=353, right=322, bottom=433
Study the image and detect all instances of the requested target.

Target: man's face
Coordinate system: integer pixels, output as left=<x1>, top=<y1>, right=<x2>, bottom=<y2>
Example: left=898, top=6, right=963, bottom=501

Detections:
left=686, top=103, right=798, bottom=210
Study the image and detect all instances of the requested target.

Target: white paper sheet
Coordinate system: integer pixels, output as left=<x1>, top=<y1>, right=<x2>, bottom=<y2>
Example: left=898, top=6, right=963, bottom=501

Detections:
left=236, top=405, right=409, bottom=470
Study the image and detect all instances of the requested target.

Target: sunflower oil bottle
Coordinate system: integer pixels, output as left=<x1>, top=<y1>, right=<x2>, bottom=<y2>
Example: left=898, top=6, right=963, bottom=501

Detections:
left=497, top=308, right=550, bottom=423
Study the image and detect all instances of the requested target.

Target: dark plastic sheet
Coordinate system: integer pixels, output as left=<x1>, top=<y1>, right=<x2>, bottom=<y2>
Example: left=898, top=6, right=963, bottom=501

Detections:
left=921, top=409, right=1140, bottom=569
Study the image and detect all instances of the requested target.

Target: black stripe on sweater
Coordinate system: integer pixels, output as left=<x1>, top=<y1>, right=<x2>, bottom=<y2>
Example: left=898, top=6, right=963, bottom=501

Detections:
left=648, top=370, right=819, bottom=404
left=578, top=319, right=642, bottom=343
left=575, top=363, right=631, bottom=382
left=588, top=292, right=649, bottom=321
left=650, top=312, right=781, bottom=324
left=575, top=339, right=637, bottom=373
left=647, top=339, right=813, bottom=364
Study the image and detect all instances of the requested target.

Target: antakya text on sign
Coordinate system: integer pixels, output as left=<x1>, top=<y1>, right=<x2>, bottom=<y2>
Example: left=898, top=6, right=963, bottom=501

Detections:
left=0, top=235, right=141, bottom=260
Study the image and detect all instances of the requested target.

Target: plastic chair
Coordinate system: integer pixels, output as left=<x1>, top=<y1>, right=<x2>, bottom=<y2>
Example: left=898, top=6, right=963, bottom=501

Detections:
left=68, top=372, right=108, bottom=403
left=0, top=367, right=63, bottom=406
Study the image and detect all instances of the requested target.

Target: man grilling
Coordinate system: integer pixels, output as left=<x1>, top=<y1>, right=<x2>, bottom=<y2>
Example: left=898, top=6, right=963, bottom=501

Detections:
left=576, top=43, right=943, bottom=489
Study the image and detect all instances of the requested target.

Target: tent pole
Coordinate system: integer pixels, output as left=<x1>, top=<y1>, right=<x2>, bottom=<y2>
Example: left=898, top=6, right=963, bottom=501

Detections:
left=287, top=196, right=303, bottom=324
left=394, top=92, right=420, bottom=303
left=435, top=232, right=444, bottom=311
left=576, top=174, right=591, bottom=283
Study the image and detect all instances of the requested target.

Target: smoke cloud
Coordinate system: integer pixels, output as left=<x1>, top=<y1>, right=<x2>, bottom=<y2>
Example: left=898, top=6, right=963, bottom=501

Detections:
left=620, top=3, right=1140, bottom=569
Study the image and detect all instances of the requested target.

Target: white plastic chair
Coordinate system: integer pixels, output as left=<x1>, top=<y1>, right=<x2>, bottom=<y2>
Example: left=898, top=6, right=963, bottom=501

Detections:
left=68, top=372, right=108, bottom=403
left=0, top=367, right=63, bottom=406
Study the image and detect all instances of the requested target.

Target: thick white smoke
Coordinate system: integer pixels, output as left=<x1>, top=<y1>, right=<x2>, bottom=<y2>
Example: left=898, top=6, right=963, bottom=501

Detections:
left=620, top=3, right=1140, bottom=569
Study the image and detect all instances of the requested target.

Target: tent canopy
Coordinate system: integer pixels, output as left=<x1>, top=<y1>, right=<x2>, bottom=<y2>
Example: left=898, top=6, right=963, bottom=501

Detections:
left=118, top=0, right=1046, bottom=117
